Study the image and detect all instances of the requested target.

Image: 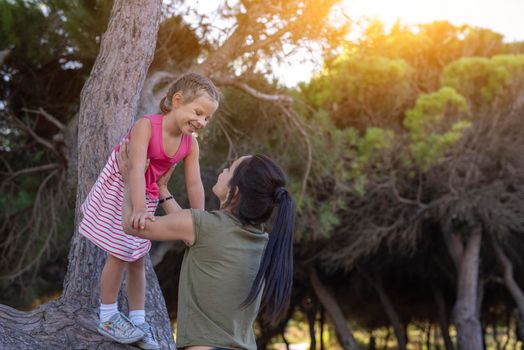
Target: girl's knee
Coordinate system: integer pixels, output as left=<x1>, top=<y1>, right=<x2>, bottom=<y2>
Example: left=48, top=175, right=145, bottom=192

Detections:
left=128, top=257, right=145, bottom=270
left=106, top=254, right=127, bottom=267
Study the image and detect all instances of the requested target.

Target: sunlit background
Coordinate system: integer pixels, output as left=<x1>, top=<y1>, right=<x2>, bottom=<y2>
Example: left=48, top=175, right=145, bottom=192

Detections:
left=179, top=0, right=524, bottom=86
left=280, top=0, right=524, bottom=86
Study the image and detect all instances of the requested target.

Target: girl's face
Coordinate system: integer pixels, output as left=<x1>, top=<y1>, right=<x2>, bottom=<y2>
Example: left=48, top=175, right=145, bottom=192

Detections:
left=213, top=156, right=250, bottom=204
left=171, top=92, right=218, bottom=134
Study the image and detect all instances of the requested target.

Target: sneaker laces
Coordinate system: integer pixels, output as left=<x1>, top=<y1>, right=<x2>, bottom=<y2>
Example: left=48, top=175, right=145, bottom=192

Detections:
left=113, top=314, right=136, bottom=335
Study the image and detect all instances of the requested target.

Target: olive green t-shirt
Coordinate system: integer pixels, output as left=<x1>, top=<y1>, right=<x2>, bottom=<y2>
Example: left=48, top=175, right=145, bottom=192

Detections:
left=175, top=209, right=269, bottom=350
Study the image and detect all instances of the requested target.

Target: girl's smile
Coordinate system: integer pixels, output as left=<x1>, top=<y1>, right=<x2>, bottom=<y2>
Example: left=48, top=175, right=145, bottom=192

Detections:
left=168, top=93, right=218, bottom=135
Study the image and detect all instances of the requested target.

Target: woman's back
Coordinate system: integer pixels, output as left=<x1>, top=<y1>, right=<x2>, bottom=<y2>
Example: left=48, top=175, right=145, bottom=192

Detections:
left=176, top=210, right=268, bottom=350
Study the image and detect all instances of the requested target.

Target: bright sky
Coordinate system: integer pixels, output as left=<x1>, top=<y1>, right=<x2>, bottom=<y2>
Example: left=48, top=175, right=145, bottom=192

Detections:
left=186, top=0, right=524, bottom=87
left=279, top=0, right=524, bottom=87
left=343, top=0, right=524, bottom=41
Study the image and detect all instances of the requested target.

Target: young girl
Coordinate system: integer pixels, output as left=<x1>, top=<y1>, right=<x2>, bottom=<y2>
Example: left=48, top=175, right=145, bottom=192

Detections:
left=79, top=72, right=220, bottom=349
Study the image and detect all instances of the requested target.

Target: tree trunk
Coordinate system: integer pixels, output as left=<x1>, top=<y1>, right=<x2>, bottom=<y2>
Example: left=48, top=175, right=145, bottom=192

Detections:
left=320, top=307, right=326, bottom=350
left=0, top=1, right=169, bottom=348
left=301, top=296, right=317, bottom=350
left=368, top=331, right=376, bottom=350
left=255, top=304, right=294, bottom=350
left=451, top=227, right=484, bottom=350
left=433, top=286, right=455, bottom=350
left=368, top=274, right=407, bottom=350
left=491, top=236, right=524, bottom=339
left=308, top=268, right=361, bottom=350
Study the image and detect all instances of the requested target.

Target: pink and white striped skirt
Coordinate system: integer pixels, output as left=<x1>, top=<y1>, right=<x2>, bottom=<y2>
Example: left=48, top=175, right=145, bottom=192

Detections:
left=79, top=149, right=157, bottom=262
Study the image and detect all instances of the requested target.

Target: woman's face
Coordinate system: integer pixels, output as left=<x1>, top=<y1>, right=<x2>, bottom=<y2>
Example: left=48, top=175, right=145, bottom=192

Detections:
left=213, top=156, right=250, bottom=203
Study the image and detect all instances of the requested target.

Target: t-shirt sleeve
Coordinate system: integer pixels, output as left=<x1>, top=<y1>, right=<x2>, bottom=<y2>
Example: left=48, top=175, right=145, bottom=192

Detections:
left=190, top=209, right=203, bottom=245
left=190, top=209, right=223, bottom=246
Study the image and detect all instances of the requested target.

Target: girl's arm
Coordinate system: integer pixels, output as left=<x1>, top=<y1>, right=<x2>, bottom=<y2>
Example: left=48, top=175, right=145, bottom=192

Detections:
left=122, top=180, right=195, bottom=244
left=157, top=168, right=183, bottom=213
left=184, top=137, right=205, bottom=209
left=127, top=118, right=152, bottom=229
left=120, top=143, right=195, bottom=244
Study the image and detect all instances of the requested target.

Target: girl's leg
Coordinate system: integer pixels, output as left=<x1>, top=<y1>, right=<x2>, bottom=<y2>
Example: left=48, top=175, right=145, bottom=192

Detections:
left=127, top=257, right=146, bottom=317
left=127, top=257, right=160, bottom=349
left=97, top=255, right=145, bottom=344
left=100, top=254, right=127, bottom=304
left=99, top=254, right=127, bottom=322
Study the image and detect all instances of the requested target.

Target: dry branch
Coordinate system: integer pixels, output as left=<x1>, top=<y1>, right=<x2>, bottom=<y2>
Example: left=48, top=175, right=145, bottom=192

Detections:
left=9, top=113, right=61, bottom=158
left=214, top=77, right=293, bottom=105
left=21, top=108, right=66, bottom=132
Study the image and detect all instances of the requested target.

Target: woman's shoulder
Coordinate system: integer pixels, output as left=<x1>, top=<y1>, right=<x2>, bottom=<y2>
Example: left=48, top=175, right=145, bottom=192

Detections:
left=191, top=209, right=234, bottom=224
left=191, top=209, right=250, bottom=231
left=190, top=209, right=267, bottom=247
left=195, top=210, right=266, bottom=234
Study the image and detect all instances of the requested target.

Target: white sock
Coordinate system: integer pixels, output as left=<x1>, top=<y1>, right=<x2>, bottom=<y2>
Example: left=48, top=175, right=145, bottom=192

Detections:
left=129, top=309, right=146, bottom=325
left=100, top=302, right=119, bottom=322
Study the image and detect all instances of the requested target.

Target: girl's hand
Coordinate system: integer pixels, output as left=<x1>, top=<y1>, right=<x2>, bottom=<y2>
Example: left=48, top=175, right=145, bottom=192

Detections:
left=131, top=208, right=154, bottom=230
left=157, top=165, right=175, bottom=189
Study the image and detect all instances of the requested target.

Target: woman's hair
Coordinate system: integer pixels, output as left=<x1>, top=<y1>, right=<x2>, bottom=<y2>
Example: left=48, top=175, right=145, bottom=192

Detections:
left=159, top=72, right=220, bottom=114
left=223, top=154, right=295, bottom=322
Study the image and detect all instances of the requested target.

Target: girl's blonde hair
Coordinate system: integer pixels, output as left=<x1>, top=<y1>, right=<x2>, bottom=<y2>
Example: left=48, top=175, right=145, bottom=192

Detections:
left=159, top=72, right=220, bottom=114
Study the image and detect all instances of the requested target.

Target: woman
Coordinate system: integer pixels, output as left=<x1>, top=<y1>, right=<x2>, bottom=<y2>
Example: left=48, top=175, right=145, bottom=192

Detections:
left=119, top=143, right=295, bottom=350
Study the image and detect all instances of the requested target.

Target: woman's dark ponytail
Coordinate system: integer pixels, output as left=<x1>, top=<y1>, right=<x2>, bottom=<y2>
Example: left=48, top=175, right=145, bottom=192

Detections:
left=235, top=156, right=295, bottom=322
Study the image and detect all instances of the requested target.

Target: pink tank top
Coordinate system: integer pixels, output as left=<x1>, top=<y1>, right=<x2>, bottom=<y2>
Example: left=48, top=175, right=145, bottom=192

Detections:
left=120, top=114, right=193, bottom=199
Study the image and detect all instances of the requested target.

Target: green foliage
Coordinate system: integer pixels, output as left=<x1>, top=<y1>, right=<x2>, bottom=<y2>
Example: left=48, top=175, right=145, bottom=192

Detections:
left=349, top=127, right=395, bottom=195
left=345, top=20, right=517, bottom=92
left=404, top=87, right=470, bottom=170
left=302, top=55, right=414, bottom=129
left=0, top=187, right=33, bottom=215
left=47, top=0, right=113, bottom=60
left=0, top=0, right=66, bottom=64
left=441, top=55, right=524, bottom=111
left=150, top=15, right=202, bottom=71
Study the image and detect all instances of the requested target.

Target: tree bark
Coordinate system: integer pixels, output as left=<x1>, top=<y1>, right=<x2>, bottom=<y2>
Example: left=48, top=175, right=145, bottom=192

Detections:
left=451, top=227, right=484, bottom=350
left=0, top=1, right=170, bottom=348
left=308, top=268, right=361, bottom=350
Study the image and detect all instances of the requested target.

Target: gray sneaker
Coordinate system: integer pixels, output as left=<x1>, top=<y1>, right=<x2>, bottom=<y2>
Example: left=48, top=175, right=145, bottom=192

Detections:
left=135, top=322, right=160, bottom=350
left=97, top=312, right=145, bottom=344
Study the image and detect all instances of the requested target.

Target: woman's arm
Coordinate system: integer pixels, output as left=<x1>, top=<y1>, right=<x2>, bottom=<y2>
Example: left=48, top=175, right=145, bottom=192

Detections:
left=184, top=137, right=205, bottom=210
left=127, top=118, right=153, bottom=229
left=122, top=186, right=196, bottom=244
